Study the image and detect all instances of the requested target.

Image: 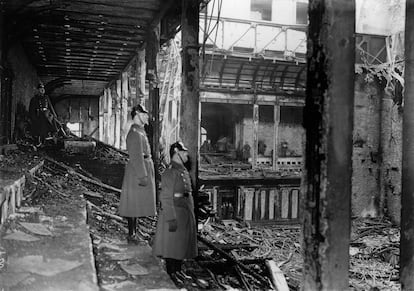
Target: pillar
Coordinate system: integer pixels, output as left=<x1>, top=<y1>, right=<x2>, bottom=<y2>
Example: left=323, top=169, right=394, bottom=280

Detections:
left=136, top=49, right=146, bottom=105
left=114, top=79, right=121, bottom=148
left=180, top=0, right=200, bottom=185
left=0, top=1, right=4, bottom=144
left=145, top=26, right=161, bottom=199
left=120, top=71, right=129, bottom=150
left=302, top=1, right=355, bottom=290
left=379, top=90, right=393, bottom=217
left=252, top=103, right=259, bottom=168
left=106, top=88, right=113, bottom=145
left=99, top=93, right=104, bottom=140
left=272, top=103, right=280, bottom=170
left=400, top=0, right=414, bottom=288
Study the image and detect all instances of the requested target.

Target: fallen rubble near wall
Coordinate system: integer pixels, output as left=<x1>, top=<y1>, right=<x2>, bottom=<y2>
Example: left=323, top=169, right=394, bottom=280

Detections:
left=0, top=143, right=402, bottom=290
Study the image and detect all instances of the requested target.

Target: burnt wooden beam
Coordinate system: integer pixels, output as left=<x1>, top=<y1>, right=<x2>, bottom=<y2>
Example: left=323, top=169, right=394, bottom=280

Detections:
left=39, top=53, right=130, bottom=62
left=149, top=0, right=175, bottom=28
left=55, top=1, right=157, bottom=19
left=303, top=1, right=355, bottom=289
left=40, top=74, right=111, bottom=82
left=55, top=7, right=152, bottom=22
left=29, top=45, right=133, bottom=57
left=197, top=235, right=271, bottom=288
left=401, top=0, right=414, bottom=288
left=67, top=0, right=160, bottom=11
left=25, top=37, right=138, bottom=47
left=180, top=0, right=200, bottom=193
left=33, top=13, right=147, bottom=30
left=31, top=27, right=144, bottom=41
left=51, top=10, right=149, bottom=27
left=0, top=1, right=5, bottom=145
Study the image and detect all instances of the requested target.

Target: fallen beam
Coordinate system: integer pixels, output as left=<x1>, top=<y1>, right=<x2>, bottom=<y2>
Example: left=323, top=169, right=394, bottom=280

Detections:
left=44, top=156, right=121, bottom=194
left=197, top=235, right=271, bottom=288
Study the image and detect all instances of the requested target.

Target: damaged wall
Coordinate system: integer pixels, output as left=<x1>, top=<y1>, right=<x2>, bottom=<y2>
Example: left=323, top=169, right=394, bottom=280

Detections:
left=352, top=73, right=403, bottom=223
left=55, top=98, right=99, bottom=139
left=7, top=43, right=39, bottom=140
left=352, top=73, right=382, bottom=217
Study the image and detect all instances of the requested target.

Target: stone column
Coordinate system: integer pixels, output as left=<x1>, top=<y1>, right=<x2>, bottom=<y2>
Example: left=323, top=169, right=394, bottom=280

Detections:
left=302, top=1, right=355, bottom=289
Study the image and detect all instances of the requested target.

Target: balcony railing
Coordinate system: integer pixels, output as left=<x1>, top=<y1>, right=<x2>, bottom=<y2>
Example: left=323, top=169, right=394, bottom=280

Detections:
left=200, top=15, right=307, bottom=62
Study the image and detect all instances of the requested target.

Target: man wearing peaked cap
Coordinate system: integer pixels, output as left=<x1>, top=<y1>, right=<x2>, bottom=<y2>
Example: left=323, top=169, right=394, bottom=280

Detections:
left=134, top=104, right=148, bottom=114
left=119, top=104, right=155, bottom=244
left=153, top=141, right=198, bottom=275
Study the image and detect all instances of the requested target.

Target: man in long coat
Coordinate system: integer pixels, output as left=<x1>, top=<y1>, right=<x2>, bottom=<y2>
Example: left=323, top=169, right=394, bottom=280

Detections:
left=153, top=141, right=198, bottom=274
left=119, top=104, right=156, bottom=243
left=28, top=83, right=58, bottom=146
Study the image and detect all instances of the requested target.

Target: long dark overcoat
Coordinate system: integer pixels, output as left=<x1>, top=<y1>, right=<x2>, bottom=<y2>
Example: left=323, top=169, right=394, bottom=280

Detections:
left=119, top=124, right=156, bottom=217
left=153, top=161, right=198, bottom=260
left=28, top=94, right=55, bottom=138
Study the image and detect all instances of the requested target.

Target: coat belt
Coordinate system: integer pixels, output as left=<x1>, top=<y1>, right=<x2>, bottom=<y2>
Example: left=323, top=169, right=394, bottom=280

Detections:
left=174, top=192, right=190, bottom=198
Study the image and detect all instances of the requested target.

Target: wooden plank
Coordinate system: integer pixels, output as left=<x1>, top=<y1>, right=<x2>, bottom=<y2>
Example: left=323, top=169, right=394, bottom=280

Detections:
left=268, top=189, right=275, bottom=219
left=237, top=187, right=243, bottom=217
left=244, top=188, right=254, bottom=221
left=275, top=188, right=281, bottom=218
left=291, top=189, right=299, bottom=219
left=68, top=0, right=160, bottom=10
left=254, top=189, right=260, bottom=221
left=212, top=187, right=218, bottom=213
left=58, top=2, right=157, bottom=18
left=281, top=188, right=289, bottom=218
left=260, top=190, right=266, bottom=220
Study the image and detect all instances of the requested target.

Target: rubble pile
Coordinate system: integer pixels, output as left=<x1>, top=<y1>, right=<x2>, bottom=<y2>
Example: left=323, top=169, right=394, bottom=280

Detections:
left=0, top=147, right=43, bottom=174
left=86, top=137, right=128, bottom=163
left=0, top=145, right=402, bottom=290
left=349, top=218, right=400, bottom=291
left=199, top=220, right=302, bottom=289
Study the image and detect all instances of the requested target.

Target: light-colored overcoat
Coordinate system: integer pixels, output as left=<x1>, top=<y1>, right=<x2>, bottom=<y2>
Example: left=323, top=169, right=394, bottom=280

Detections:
left=119, top=124, right=156, bottom=217
left=153, top=161, right=198, bottom=260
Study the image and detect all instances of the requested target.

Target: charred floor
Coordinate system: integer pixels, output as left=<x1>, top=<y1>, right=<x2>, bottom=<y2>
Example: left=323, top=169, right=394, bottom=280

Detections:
left=0, top=141, right=400, bottom=290
left=1, top=0, right=414, bottom=290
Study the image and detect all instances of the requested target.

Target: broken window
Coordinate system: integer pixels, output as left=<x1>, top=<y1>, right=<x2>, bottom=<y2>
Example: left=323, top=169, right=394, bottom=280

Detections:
left=67, top=122, right=83, bottom=137
left=296, top=1, right=308, bottom=25
left=250, top=0, right=272, bottom=21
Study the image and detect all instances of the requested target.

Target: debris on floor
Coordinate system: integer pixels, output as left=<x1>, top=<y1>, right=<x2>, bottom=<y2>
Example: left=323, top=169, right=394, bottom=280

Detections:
left=0, top=143, right=402, bottom=290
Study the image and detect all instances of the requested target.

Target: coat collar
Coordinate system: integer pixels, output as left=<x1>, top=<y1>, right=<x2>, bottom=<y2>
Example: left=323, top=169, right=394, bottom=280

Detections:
left=131, top=124, right=145, bottom=132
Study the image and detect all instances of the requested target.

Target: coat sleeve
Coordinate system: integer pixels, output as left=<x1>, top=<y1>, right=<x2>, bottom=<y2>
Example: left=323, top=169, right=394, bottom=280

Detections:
left=127, top=131, right=148, bottom=179
left=160, top=170, right=176, bottom=221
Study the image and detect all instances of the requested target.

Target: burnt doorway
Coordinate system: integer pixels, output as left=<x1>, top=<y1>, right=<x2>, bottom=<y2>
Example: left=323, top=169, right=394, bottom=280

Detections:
left=201, top=103, right=244, bottom=151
